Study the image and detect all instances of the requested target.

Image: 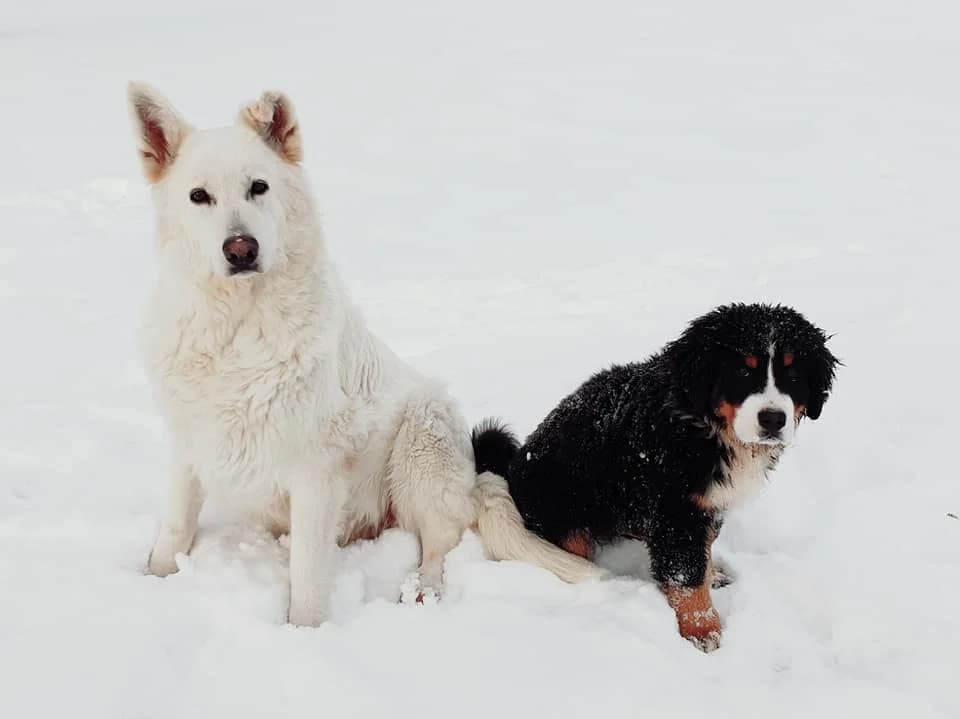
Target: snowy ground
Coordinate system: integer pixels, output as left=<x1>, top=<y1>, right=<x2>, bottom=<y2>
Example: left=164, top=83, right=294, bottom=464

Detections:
left=1, top=1, right=958, bottom=717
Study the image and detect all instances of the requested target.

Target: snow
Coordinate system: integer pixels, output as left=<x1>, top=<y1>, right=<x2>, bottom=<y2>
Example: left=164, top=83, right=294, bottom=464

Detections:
left=1, top=1, right=958, bottom=717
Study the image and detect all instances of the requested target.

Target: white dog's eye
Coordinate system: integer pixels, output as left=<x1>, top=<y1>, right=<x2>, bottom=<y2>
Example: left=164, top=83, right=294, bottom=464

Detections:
left=250, top=180, right=269, bottom=197
left=189, top=188, right=212, bottom=205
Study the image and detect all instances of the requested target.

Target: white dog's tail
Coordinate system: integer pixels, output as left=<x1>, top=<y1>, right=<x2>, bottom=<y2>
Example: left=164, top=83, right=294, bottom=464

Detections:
left=471, top=421, right=605, bottom=584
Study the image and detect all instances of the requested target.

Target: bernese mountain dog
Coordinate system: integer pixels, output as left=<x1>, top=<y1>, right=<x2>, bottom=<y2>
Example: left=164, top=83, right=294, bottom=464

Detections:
left=472, top=303, right=839, bottom=651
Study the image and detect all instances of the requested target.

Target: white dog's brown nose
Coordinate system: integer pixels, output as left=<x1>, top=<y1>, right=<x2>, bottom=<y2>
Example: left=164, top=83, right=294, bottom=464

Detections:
left=223, top=235, right=259, bottom=271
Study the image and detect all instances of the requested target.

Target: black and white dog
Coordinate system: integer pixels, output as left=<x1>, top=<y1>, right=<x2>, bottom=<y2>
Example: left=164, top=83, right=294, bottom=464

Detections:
left=473, top=303, right=839, bottom=651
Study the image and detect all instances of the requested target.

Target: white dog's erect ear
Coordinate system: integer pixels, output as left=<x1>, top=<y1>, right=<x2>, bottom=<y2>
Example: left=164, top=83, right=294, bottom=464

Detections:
left=128, top=82, right=192, bottom=183
left=238, top=91, right=302, bottom=163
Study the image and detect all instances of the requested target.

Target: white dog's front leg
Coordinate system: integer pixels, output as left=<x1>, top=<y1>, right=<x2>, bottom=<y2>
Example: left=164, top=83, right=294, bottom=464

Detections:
left=148, top=465, right=203, bottom=577
left=287, top=473, right=345, bottom=627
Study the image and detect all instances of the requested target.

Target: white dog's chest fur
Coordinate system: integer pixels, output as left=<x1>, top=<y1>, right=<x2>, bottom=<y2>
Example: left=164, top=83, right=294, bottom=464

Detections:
left=144, top=277, right=399, bottom=507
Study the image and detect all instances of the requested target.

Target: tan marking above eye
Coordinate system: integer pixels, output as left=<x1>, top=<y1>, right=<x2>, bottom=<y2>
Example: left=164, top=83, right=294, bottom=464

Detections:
left=744, top=355, right=758, bottom=368
left=783, top=352, right=795, bottom=367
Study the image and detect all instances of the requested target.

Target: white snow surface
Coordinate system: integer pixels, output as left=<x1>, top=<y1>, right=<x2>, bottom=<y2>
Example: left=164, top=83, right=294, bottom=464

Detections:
left=1, top=2, right=958, bottom=717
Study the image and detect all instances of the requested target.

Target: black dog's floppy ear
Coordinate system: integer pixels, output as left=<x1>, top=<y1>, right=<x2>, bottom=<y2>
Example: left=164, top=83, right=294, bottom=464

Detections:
left=666, top=331, right=720, bottom=417
left=805, top=338, right=840, bottom=420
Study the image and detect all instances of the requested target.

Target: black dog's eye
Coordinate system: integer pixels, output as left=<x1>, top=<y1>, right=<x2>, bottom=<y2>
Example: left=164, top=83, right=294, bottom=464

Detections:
left=189, top=188, right=212, bottom=205
left=737, top=367, right=752, bottom=378
left=250, top=180, right=269, bottom=197
left=784, top=367, right=801, bottom=383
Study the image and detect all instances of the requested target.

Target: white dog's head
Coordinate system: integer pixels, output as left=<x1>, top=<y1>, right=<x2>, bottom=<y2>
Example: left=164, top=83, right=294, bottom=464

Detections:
left=128, top=83, right=305, bottom=280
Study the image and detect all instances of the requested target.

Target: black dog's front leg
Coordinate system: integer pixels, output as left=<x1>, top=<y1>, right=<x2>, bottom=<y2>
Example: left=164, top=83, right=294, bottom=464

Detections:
left=648, top=512, right=721, bottom=652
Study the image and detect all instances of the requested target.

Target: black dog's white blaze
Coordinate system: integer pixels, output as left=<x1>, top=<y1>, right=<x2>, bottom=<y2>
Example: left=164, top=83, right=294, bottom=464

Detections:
left=731, top=348, right=796, bottom=445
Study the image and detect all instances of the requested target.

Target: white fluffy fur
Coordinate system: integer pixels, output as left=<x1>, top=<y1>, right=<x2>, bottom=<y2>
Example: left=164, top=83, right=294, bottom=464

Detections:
left=130, top=83, right=601, bottom=626
left=701, top=440, right=777, bottom=510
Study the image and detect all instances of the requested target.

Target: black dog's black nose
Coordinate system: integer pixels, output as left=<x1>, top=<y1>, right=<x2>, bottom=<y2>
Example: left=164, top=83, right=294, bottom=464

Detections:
left=758, top=409, right=787, bottom=433
left=223, top=235, right=259, bottom=269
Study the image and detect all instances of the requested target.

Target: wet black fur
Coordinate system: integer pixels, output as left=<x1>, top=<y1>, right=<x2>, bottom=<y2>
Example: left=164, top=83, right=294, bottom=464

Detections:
left=471, top=419, right=520, bottom=477
left=473, top=303, right=839, bottom=590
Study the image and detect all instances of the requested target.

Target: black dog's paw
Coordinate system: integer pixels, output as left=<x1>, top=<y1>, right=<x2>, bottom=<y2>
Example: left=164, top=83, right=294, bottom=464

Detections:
left=711, top=561, right=734, bottom=589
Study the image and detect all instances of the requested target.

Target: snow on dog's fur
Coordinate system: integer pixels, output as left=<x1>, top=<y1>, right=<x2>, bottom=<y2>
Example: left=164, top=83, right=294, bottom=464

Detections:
left=129, top=83, right=601, bottom=626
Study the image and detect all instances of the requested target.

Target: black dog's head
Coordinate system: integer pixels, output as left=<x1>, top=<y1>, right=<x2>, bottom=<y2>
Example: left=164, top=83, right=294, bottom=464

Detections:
left=666, top=303, right=839, bottom=445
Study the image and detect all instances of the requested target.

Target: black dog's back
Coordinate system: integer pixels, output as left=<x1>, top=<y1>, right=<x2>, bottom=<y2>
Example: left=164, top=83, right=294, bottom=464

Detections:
left=504, top=362, right=681, bottom=547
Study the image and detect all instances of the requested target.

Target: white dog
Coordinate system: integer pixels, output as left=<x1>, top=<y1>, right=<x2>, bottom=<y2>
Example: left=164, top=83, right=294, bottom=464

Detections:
left=129, top=84, right=600, bottom=626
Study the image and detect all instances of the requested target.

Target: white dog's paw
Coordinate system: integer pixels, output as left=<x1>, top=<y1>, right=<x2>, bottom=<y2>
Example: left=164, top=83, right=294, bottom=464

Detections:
left=146, top=549, right=181, bottom=577
left=398, top=572, right=441, bottom=606
left=145, top=527, right=194, bottom=576
left=287, top=600, right=328, bottom=628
